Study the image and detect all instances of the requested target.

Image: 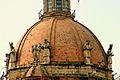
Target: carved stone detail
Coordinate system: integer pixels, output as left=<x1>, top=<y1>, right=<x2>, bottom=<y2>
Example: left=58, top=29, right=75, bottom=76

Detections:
left=32, top=39, right=51, bottom=65
left=32, top=43, right=41, bottom=64
left=8, top=42, right=16, bottom=69
left=42, top=39, right=51, bottom=64
left=83, top=40, right=93, bottom=64
left=9, top=42, right=14, bottom=52
left=107, top=44, right=114, bottom=69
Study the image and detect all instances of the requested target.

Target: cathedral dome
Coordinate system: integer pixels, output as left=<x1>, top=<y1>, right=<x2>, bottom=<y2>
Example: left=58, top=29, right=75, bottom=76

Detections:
left=6, top=0, right=113, bottom=80
left=16, top=17, right=106, bottom=67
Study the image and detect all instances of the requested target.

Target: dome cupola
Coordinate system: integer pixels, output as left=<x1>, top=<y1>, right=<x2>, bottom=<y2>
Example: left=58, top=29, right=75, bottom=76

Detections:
left=41, top=0, right=74, bottom=19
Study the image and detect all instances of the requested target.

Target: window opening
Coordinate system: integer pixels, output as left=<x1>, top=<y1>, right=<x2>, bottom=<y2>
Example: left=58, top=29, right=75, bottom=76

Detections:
left=64, top=0, right=68, bottom=12
left=56, top=0, right=62, bottom=11
left=48, top=0, right=52, bottom=12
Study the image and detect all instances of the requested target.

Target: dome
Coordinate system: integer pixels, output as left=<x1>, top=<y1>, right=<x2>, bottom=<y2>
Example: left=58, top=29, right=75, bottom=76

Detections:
left=6, top=0, right=113, bottom=79
left=16, top=17, right=106, bottom=67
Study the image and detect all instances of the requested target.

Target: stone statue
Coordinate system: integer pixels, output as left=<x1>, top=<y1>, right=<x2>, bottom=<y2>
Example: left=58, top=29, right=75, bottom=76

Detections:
left=8, top=42, right=16, bottom=69
left=9, top=42, right=14, bottom=51
left=107, top=44, right=114, bottom=69
left=83, top=40, right=93, bottom=64
left=42, top=39, right=51, bottom=64
left=32, top=39, right=51, bottom=64
left=32, top=44, right=40, bottom=64
left=8, top=52, right=16, bottom=69
left=38, top=43, right=42, bottom=51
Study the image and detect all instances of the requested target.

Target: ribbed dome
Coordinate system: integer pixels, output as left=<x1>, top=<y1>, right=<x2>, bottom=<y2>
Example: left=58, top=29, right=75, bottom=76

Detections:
left=16, top=17, right=106, bottom=66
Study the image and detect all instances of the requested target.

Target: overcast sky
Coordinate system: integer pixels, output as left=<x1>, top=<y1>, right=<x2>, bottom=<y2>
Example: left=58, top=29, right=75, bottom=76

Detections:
left=0, top=0, right=120, bottom=77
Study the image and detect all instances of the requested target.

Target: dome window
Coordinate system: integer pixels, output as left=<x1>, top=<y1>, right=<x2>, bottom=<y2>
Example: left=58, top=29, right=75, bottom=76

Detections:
left=47, top=0, right=52, bottom=12
left=64, top=0, right=68, bottom=12
left=56, top=0, right=62, bottom=12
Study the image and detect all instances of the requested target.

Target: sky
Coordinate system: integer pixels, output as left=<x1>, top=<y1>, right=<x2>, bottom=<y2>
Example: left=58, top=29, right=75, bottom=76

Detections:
left=0, top=0, right=120, bottom=77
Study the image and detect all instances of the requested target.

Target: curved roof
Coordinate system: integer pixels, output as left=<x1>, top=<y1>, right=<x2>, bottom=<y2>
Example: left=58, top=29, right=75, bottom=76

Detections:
left=16, top=17, right=106, bottom=66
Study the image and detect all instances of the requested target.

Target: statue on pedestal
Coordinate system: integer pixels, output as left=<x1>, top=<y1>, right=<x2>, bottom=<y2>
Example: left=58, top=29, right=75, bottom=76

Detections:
left=42, top=39, right=51, bottom=64
left=83, top=40, right=93, bottom=64
left=32, top=43, right=42, bottom=64
left=8, top=42, right=16, bottom=69
left=107, top=44, right=114, bottom=69
left=32, top=39, right=51, bottom=65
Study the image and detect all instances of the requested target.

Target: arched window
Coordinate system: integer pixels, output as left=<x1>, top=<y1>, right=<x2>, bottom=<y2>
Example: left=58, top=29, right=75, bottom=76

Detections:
left=48, top=0, right=52, bottom=12
left=56, top=0, right=62, bottom=12
left=64, top=0, right=68, bottom=12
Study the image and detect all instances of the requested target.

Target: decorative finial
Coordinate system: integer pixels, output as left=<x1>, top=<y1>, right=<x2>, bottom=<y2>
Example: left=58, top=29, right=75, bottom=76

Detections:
left=107, top=44, right=113, bottom=54
left=38, top=9, right=43, bottom=20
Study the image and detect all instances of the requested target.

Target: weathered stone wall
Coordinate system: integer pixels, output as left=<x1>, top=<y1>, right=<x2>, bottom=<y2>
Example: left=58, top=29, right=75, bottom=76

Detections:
left=6, top=67, right=28, bottom=80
